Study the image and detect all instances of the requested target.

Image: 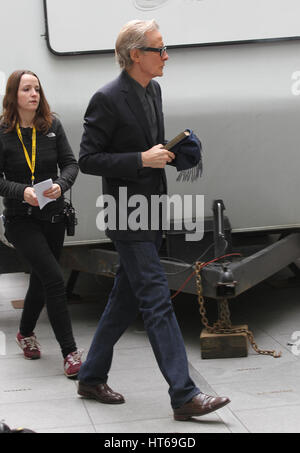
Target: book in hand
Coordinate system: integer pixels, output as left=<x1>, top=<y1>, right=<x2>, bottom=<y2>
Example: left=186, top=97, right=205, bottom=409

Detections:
left=164, top=130, right=190, bottom=151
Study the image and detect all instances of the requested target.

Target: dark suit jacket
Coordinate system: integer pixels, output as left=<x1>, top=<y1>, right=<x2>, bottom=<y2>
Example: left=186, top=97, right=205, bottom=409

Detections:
left=79, top=70, right=167, bottom=241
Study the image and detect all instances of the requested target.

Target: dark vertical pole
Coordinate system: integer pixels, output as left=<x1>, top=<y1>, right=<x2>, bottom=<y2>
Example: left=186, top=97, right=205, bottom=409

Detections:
left=212, top=199, right=227, bottom=258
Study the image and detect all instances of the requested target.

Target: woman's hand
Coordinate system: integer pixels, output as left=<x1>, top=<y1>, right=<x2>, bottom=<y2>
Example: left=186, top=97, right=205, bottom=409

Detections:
left=23, top=187, right=39, bottom=207
left=43, top=183, right=61, bottom=200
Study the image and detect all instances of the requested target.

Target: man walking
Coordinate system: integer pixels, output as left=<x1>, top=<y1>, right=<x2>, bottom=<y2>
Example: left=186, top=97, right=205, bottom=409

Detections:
left=77, top=19, right=230, bottom=421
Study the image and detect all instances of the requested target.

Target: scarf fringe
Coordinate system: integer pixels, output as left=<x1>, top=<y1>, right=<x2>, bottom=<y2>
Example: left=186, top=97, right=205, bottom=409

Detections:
left=176, top=161, right=203, bottom=183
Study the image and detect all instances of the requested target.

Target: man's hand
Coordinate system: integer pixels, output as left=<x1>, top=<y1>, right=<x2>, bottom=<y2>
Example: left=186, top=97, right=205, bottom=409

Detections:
left=141, top=144, right=175, bottom=168
left=23, top=187, right=39, bottom=207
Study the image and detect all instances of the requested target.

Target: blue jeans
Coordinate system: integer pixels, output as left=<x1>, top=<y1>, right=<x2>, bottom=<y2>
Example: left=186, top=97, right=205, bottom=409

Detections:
left=78, top=232, right=200, bottom=408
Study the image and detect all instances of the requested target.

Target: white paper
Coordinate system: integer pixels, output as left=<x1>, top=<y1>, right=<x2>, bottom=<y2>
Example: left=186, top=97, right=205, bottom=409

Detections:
left=33, top=178, right=55, bottom=210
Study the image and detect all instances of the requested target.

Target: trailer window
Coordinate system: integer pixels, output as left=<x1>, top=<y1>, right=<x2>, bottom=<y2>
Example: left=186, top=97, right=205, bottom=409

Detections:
left=44, top=0, right=300, bottom=56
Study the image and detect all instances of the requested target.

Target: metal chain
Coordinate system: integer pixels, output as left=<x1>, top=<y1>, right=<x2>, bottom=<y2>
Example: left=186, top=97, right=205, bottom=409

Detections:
left=195, top=262, right=281, bottom=358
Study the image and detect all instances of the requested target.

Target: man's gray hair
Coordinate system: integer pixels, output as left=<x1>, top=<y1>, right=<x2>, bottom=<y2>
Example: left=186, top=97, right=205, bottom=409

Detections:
left=115, top=19, right=159, bottom=69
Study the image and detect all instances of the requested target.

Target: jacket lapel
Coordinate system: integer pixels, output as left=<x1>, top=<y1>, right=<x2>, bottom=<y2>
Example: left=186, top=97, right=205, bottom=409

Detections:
left=120, top=71, right=154, bottom=147
left=119, top=71, right=167, bottom=192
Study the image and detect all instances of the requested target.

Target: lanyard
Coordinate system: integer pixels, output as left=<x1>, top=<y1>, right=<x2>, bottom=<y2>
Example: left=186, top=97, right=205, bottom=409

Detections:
left=16, top=123, right=36, bottom=185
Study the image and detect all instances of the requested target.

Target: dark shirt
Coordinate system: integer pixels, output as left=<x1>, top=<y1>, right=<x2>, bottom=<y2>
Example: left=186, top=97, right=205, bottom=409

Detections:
left=126, top=73, right=159, bottom=168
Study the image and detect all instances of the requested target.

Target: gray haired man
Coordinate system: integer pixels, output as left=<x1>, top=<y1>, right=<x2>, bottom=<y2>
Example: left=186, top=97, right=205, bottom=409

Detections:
left=77, top=19, right=230, bottom=421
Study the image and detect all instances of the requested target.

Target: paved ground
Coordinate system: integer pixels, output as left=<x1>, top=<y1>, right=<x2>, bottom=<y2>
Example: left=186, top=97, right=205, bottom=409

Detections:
left=1, top=269, right=300, bottom=434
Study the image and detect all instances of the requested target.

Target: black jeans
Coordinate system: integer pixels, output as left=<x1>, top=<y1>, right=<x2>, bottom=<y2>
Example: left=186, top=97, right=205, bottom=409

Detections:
left=5, top=216, right=77, bottom=358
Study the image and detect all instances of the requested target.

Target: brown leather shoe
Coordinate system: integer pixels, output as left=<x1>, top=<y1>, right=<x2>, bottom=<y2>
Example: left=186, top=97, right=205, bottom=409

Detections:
left=78, top=382, right=125, bottom=404
left=173, top=393, right=230, bottom=421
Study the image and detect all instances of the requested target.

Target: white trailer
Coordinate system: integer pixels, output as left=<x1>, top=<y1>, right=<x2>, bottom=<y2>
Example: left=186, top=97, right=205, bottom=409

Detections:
left=1, top=0, right=300, bottom=303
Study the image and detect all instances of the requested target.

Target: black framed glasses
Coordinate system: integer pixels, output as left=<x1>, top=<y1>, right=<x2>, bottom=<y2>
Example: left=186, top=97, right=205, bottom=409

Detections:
left=139, top=46, right=167, bottom=57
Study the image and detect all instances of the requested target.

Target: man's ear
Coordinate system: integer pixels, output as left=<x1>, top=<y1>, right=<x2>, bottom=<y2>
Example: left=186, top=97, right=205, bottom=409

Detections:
left=129, top=48, right=141, bottom=64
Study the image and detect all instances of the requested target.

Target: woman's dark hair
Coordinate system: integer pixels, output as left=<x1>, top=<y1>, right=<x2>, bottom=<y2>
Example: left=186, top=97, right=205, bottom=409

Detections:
left=0, top=70, right=53, bottom=133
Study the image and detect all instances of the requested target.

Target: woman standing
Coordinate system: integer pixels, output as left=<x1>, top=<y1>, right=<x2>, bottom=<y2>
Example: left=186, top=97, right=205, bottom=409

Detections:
left=0, top=70, right=82, bottom=378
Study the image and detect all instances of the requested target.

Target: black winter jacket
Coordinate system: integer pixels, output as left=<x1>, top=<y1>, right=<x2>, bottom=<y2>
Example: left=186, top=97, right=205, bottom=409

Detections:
left=0, top=117, right=78, bottom=220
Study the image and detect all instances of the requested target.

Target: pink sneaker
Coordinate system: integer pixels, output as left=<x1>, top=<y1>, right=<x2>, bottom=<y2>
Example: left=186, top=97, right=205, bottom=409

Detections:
left=64, top=349, right=83, bottom=378
left=16, top=332, right=41, bottom=360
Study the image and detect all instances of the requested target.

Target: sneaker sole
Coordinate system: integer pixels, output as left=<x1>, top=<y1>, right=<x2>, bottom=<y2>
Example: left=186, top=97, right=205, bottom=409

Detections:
left=64, top=370, right=79, bottom=379
left=15, top=338, right=41, bottom=360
